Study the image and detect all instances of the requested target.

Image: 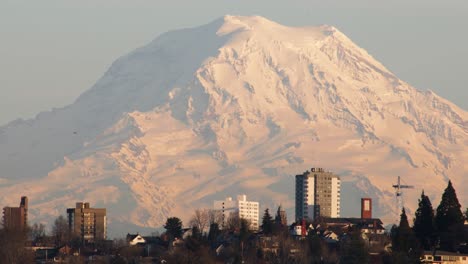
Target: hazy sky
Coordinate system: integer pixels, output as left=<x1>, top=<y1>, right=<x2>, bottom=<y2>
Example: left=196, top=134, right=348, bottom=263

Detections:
left=1, top=0, right=467, bottom=125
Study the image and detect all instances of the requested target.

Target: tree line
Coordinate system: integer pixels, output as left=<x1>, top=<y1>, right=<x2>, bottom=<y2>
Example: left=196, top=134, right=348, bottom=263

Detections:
left=161, top=206, right=387, bottom=263
left=391, top=180, right=468, bottom=263
left=1, top=180, right=467, bottom=263
left=0, top=214, right=106, bottom=263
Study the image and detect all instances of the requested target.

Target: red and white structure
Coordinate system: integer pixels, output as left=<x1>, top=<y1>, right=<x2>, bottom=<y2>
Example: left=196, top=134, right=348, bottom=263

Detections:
left=361, top=198, right=372, bottom=219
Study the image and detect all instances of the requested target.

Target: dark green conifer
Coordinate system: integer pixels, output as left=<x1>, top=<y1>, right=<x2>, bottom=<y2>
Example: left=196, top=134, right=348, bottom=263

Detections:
left=261, top=208, right=273, bottom=235
left=413, top=190, right=435, bottom=250
left=391, top=208, right=420, bottom=263
left=435, top=180, right=464, bottom=251
left=164, top=217, right=183, bottom=239
left=393, top=208, right=411, bottom=252
left=435, top=181, right=464, bottom=229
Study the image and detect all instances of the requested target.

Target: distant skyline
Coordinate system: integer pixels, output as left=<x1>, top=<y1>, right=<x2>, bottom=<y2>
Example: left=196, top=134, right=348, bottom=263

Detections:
left=1, top=0, right=467, bottom=125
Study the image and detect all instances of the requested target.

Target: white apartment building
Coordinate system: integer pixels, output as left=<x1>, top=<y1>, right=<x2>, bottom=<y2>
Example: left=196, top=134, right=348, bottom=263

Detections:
left=295, top=168, right=341, bottom=221
left=213, top=194, right=259, bottom=230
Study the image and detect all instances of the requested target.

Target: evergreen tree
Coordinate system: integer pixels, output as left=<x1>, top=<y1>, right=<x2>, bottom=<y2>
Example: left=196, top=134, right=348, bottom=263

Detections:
left=393, top=208, right=411, bottom=252
left=261, top=208, right=273, bottom=235
left=413, top=190, right=435, bottom=250
left=435, top=181, right=464, bottom=229
left=400, top=207, right=410, bottom=228
left=391, top=208, right=420, bottom=263
left=164, top=217, right=183, bottom=239
left=435, top=180, right=464, bottom=251
left=465, top=208, right=468, bottom=220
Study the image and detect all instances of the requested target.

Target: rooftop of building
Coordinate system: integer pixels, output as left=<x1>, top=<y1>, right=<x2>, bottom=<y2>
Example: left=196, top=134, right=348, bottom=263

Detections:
left=318, top=217, right=384, bottom=226
left=296, top=168, right=340, bottom=178
left=423, top=250, right=468, bottom=257
left=216, top=194, right=258, bottom=203
left=66, top=202, right=106, bottom=211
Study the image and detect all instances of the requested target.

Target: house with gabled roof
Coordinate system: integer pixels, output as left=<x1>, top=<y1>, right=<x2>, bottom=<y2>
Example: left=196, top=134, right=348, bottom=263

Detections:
left=126, top=233, right=146, bottom=246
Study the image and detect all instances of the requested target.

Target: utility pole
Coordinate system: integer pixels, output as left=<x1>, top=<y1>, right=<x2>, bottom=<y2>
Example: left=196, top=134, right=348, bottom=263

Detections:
left=392, top=176, right=414, bottom=221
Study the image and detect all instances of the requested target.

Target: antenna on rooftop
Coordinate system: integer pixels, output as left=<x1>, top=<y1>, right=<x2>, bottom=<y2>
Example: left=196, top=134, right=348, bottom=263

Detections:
left=392, top=176, right=414, bottom=222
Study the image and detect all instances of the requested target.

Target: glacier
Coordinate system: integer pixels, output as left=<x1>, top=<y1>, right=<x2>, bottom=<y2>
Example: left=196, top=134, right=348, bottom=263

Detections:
left=0, top=15, right=466, bottom=236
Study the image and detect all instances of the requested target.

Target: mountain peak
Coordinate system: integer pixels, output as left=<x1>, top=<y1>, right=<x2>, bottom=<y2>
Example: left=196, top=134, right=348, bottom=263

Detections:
left=0, top=16, right=466, bottom=235
left=216, top=15, right=283, bottom=36
left=217, top=15, right=340, bottom=40
left=222, top=15, right=281, bottom=27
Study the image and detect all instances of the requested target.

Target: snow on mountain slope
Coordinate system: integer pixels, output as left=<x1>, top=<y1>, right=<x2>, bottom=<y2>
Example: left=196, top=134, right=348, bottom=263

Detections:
left=0, top=15, right=466, bottom=235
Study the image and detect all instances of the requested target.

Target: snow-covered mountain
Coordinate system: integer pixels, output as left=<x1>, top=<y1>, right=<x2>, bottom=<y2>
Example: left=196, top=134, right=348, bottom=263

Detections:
left=0, top=16, right=466, bottom=236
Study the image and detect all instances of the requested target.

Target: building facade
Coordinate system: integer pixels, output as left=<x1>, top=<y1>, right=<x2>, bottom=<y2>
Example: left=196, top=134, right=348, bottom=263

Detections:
left=422, top=251, right=468, bottom=263
left=214, top=195, right=259, bottom=230
left=295, top=168, right=340, bottom=221
left=67, top=202, right=106, bottom=243
left=2, top=196, right=28, bottom=231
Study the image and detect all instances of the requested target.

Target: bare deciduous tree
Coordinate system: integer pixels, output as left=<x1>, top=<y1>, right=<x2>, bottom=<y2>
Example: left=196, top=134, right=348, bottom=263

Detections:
left=226, top=212, right=241, bottom=231
left=276, top=237, right=308, bottom=264
left=208, top=209, right=223, bottom=226
left=189, top=209, right=209, bottom=234
left=30, top=222, right=46, bottom=244
left=0, top=228, right=34, bottom=263
left=225, top=212, right=253, bottom=231
left=52, top=215, right=70, bottom=246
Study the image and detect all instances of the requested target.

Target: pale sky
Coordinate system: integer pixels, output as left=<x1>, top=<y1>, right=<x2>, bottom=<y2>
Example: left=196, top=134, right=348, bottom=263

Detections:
left=1, top=0, right=467, bottom=126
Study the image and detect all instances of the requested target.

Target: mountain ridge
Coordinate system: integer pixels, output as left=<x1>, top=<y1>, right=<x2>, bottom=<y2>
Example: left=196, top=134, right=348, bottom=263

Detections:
left=0, top=15, right=466, bottom=236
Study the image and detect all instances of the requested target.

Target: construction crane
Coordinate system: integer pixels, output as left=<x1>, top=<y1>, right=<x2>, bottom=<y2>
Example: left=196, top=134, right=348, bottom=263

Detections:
left=392, top=176, right=414, bottom=222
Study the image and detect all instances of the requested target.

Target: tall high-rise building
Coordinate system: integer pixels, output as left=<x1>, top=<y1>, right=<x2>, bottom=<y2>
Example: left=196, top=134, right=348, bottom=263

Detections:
left=67, top=202, right=106, bottom=243
left=214, top=194, right=259, bottom=230
left=295, top=168, right=340, bottom=221
left=2, top=196, right=28, bottom=231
